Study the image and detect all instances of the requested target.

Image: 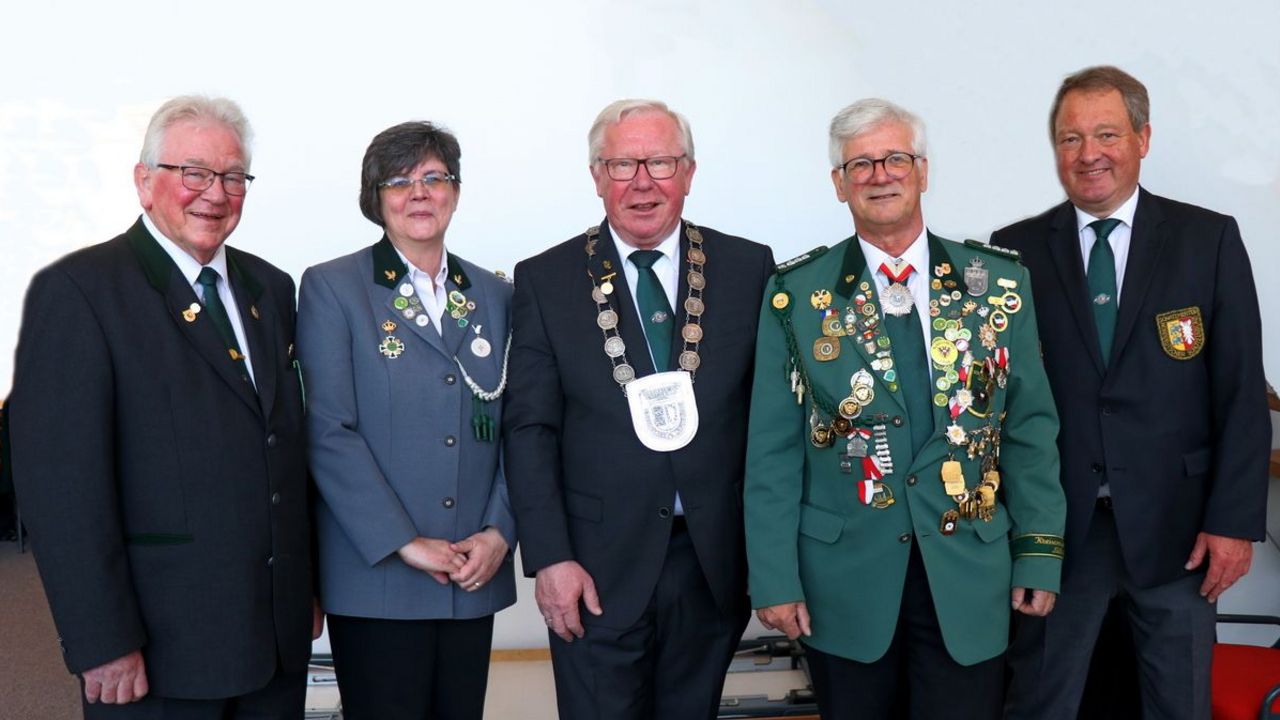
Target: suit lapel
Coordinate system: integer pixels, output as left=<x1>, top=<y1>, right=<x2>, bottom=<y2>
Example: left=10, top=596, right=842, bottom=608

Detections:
left=832, top=237, right=907, bottom=414
left=125, top=221, right=261, bottom=417
left=1110, top=189, right=1164, bottom=365
left=227, top=250, right=276, bottom=419
left=1046, top=202, right=1106, bottom=375
left=439, top=256, right=474, bottom=361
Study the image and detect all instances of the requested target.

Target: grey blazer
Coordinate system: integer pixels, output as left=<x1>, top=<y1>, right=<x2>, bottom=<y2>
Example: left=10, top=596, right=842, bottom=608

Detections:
left=297, top=236, right=516, bottom=619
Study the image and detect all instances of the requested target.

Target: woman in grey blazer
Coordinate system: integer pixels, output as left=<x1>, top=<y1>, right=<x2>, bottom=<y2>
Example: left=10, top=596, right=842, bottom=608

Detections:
left=297, top=121, right=516, bottom=720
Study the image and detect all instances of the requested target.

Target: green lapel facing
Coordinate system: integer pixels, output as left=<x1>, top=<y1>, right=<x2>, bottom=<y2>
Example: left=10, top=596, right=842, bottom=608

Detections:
left=372, top=234, right=409, bottom=288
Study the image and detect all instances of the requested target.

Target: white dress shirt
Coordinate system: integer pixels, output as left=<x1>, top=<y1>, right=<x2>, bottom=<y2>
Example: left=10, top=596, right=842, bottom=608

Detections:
left=393, top=244, right=450, bottom=336
left=1076, top=187, right=1139, bottom=305
left=859, top=227, right=933, bottom=357
left=144, top=213, right=256, bottom=386
left=618, top=222, right=684, bottom=513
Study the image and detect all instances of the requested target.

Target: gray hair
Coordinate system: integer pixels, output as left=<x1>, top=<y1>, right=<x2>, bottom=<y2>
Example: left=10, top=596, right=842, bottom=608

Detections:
left=587, top=99, right=695, bottom=165
left=828, top=98, right=927, bottom=168
left=1050, top=65, right=1150, bottom=140
left=139, top=95, right=253, bottom=169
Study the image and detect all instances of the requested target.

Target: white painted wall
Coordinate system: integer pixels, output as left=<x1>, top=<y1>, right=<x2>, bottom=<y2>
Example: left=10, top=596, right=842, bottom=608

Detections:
left=3, top=0, right=1277, bottom=649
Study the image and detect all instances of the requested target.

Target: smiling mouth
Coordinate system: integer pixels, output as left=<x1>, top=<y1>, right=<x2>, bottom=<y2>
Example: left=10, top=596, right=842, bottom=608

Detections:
left=1079, top=167, right=1110, bottom=177
left=630, top=202, right=660, bottom=212
left=866, top=192, right=900, bottom=201
left=190, top=211, right=224, bottom=221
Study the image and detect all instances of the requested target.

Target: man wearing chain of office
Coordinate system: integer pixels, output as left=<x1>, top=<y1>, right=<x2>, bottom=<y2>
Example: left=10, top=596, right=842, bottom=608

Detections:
left=744, top=98, right=1067, bottom=718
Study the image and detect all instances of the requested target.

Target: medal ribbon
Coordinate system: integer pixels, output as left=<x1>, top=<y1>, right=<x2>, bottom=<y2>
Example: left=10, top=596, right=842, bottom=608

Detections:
left=879, top=262, right=914, bottom=285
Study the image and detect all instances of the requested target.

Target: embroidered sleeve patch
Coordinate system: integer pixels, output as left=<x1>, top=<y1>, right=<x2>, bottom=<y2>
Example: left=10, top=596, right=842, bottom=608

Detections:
left=1155, top=306, right=1205, bottom=360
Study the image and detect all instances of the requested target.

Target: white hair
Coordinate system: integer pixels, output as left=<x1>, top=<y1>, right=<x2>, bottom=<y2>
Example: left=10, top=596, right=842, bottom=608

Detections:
left=828, top=98, right=927, bottom=167
left=139, top=95, right=253, bottom=169
left=587, top=99, right=695, bottom=165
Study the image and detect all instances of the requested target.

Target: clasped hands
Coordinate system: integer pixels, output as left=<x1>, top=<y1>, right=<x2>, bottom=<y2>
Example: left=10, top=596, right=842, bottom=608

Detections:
left=397, top=527, right=509, bottom=590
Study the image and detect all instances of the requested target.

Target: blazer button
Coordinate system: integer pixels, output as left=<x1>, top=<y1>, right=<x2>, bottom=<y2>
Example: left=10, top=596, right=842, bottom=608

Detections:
left=906, top=474, right=917, bottom=486
left=444, top=435, right=457, bottom=447
left=898, top=533, right=911, bottom=544
left=892, top=416, right=904, bottom=427
left=444, top=374, right=457, bottom=385
left=1101, top=406, right=1113, bottom=416
left=442, top=497, right=456, bottom=509
left=1091, top=463, right=1104, bottom=473
left=658, top=507, right=671, bottom=519
left=266, top=556, right=275, bottom=567
left=266, top=434, right=278, bottom=448
left=271, top=492, right=281, bottom=505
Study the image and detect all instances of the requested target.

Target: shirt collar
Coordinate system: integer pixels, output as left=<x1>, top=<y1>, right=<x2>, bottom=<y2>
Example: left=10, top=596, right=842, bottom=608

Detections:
left=858, top=226, right=929, bottom=279
left=1074, top=186, right=1140, bottom=233
left=142, top=212, right=230, bottom=287
left=618, top=222, right=682, bottom=265
left=392, top=243, right=450, bottom=287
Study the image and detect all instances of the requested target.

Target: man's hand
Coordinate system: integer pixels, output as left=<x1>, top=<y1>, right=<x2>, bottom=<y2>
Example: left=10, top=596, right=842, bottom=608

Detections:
left=535, top=561, right=602, bottom=642
left=1011, top=587, right=1057, bottom=616
left=449, top=528, right=510, bottom=591
left=82, top=650, right=148, bottom=704
left=1185, top=532, right=1253, bottom=602
left=756, top=602, right=812, bottom=640
left=397, top=537, right=466, bottom=585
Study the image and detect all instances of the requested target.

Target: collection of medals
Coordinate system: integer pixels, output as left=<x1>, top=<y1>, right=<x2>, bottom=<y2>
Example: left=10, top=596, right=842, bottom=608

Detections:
left=379, top=275, right=510, bottom=442
left=586, top=223, right=707, bottom=392
left=772, top=248, right=1027, bottom=529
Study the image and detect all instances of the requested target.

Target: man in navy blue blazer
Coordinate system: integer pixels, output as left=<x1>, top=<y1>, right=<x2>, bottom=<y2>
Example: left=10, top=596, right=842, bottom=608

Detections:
left=997, top=66, right=1270, bottom=720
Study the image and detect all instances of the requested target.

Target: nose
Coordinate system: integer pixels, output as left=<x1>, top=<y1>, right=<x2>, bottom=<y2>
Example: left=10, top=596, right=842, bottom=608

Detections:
left=202, top=175, right=230, bottom=202
left=630, top=163, right=657, bottom=189
left=1078, top=136, right=1103, bottom=163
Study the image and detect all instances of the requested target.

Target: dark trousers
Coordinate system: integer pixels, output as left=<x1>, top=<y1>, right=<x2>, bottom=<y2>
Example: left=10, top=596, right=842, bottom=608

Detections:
left=82, top=663, right=306, bottom=720
left=803, top=542, right=1004, bottom=720
left=548, top=520, right=748, bottom=720
left=327, top=613, right=495, bottom=720
left=1006, top=507, right=1215, bottom=720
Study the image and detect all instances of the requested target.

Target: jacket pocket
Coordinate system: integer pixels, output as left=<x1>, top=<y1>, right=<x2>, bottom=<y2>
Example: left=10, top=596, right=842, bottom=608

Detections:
left=1183, top=447, right=1212, bottom=477
left=798, top=503, right=845, bottom=544
left=565, top=490, right=602, bottom=523
left=972, top=508, right=1012, bottom=544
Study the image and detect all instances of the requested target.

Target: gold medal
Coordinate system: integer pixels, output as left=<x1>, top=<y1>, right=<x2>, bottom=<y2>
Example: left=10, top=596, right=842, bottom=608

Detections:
left=678, top=351, right=701, bottom=371
left=601, top=280, right=615, bottom=295
left=930, top=337, right=959, bottom=366
left=684, top=297, right=705, bottom=316
left=813, top=337, right=840, bottom=362
left=687, top=271, right=706, bottom=290
left=822, top=315, right=846, bottom=337
left=810, top=289, right=833, bottom=310
left=687, top=247, right=707, bottom=264
left=838, top=396, right=862, bottom=419
left=771, top=292, right=790, bottom=310
left=871, top=482, right=895, bottom=509
left=681, top=324, right=704, bottom=343
left=941, top=459, right=965, bottom=496
left=381, top=320, right=397, bottom=333
left=832, top=417, right=852, bottom=435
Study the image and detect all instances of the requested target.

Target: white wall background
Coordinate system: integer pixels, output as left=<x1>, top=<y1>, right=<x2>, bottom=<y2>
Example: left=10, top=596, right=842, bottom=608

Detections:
left=2, top=0, right=1277, bottom=649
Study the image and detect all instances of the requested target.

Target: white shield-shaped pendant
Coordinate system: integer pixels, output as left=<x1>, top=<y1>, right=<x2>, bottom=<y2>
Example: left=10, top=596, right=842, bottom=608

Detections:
left=626, top=370, right=699, bottom=452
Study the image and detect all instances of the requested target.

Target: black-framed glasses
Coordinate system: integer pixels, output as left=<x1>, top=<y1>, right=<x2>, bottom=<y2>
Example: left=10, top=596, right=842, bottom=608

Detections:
left=838, top=152, right=922, bottom=183
left=598, top=155, right=686, bottom=181
left=378, top=172, right=458, bottom=194
left=156, top=164, right=254, bottom=196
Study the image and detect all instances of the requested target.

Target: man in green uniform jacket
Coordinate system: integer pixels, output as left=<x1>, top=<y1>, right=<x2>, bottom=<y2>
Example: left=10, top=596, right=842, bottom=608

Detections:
left=744, top=98, right=1067, bottom=719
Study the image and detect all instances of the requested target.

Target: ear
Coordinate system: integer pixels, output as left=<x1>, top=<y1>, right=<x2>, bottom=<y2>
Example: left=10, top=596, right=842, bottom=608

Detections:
left=590, top=163, right=607, bottom=199
left=1137, top=123, right=1151, bottom=159
left=831, top=167, right=849, bottom=203
left=681, top=159, right=696, bottom=196
left=917, top=156, right=929, bottom=194
left=134, top=163, right=154, bottom=210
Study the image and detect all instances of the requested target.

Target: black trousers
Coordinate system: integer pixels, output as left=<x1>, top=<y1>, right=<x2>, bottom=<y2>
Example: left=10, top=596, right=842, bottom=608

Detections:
left=327, top=613, right=495, bottom=720
left=803, top=542, right=1004, bottom=720
left=549, top=520, right=749, bottom=720
left=82, top=662, right=306, bottom=720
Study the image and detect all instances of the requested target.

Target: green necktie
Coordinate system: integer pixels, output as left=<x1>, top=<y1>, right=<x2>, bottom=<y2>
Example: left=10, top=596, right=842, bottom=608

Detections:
left=196, top=267, right=251, bottom=383
left=1086, top=218, right=1121, bottom=365
left=880, top=266, right=933, bottom=457
left=629, top=250, right=673, bottom=372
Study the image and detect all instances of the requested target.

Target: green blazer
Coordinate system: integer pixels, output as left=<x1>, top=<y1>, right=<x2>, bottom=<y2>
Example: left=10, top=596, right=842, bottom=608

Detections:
left=744, top=233, right=1065, bottom=666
